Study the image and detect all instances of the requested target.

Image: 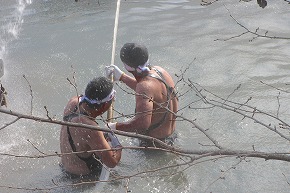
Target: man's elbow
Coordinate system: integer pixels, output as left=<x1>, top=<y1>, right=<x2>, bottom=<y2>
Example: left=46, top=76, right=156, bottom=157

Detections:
left=106, top=161, right=118, bottom=168
left=137, top=123, right=151, bottom=133
left=104, top=152, right=122, bottom=168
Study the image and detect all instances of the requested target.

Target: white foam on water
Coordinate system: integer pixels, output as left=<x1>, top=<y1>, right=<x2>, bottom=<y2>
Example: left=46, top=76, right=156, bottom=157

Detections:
left=0, top=0, right=32, bottom=64
left=0, top=0, right=33, bottom=173
left=0, top=139, right=18, bottom=165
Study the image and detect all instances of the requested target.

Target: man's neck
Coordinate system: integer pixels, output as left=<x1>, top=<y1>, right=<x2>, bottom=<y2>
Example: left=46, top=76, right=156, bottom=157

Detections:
left=80, top=103, right=99, bottom=118
left=133, top=71, right=150, bottom=81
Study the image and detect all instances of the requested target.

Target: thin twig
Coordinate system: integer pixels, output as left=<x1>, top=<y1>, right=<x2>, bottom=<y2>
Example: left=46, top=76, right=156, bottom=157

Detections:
left=215, top=6, right=290, bottom=41
left=23, top=75, right=33, bottom=115
left=0, top=117, right=20, bottom=130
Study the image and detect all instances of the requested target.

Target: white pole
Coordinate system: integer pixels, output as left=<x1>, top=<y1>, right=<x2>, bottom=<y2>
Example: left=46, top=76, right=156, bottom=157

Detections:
left=107, top=0, right=121, bottom=123
left=110, top=0, right=121, bottom=66
left=98, top=0, right=122, bottom=188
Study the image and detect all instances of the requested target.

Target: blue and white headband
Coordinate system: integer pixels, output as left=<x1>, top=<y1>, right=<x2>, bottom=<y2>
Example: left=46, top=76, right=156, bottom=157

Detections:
left=80, top=89, right=116, bottom=105
left=124, top=60, right=151, bottom=73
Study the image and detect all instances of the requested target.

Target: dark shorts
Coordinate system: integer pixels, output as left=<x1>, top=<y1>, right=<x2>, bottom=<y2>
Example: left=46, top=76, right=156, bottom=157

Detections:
left=139, top=132, right=178, bottom=147
left=59, top=163, right=101, bottom=181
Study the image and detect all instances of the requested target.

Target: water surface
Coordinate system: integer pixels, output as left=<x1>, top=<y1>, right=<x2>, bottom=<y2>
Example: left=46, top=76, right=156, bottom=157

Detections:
left=1, top=0, right=290, bottom=192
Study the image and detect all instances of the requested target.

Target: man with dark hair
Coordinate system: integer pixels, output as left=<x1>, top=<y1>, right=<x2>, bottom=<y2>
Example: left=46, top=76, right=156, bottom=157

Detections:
left=105, top=43, right=178, bottom=146
left=60, top=76, right=122, bottom=178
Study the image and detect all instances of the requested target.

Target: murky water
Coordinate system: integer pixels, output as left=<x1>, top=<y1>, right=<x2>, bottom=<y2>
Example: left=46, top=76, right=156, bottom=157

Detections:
left=1, top=0, right=290, bottom=192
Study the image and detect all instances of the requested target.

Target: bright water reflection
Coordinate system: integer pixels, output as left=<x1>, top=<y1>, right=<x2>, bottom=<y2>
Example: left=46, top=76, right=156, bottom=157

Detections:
left=0, top=0, right=290, bottom=192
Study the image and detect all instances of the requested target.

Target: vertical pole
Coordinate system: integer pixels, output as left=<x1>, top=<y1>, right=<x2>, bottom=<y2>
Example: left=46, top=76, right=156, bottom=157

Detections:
left=107, top=0, right=121, bottom=122
left=97, top=0, right=122, bottom=187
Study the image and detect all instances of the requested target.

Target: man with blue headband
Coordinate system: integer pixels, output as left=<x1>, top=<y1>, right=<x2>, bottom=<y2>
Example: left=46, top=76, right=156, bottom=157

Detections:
left=60, top=77, right=122, bottom=179
left=105, top=43, right=178, bottom=147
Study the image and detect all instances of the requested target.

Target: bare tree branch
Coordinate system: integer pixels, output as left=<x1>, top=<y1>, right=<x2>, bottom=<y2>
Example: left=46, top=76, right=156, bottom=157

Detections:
left=0, top=117, right=20, bottom=130
left=23, top=75, right=33, bottom=115
left=215, top=6, right=290, bottom=41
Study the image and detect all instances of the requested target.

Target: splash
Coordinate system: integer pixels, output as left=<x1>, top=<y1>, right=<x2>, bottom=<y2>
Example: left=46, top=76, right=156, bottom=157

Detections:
left=0, top=0, right=33, bottom=61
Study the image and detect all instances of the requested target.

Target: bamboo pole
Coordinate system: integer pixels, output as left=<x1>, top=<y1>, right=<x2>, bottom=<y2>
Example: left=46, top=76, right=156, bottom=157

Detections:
left=98, top=0, right=122, bottom=186
left=107, top=0, right=121, bottom=122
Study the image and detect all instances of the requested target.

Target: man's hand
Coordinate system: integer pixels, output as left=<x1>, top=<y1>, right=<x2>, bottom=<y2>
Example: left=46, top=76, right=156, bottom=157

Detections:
left=107, top=122, right=117, bottom=130
left=107, top=132, right=122, bottom=148
left=105, top=65, right=124, bottom=81
left=105, top=122, right=121, bottom=148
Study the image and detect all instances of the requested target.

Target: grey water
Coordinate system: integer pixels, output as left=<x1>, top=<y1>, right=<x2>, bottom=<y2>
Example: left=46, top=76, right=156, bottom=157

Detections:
left=1, top=0, right=290, bottom=192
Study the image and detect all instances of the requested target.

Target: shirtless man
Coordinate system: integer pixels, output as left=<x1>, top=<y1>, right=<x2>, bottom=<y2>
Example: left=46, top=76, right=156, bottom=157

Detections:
left=105, top=43, right=178, bottom=146
left=60, top=77, right=122, bottom=178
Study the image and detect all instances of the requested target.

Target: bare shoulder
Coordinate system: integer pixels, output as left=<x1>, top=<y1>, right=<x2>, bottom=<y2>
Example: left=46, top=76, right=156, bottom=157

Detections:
left=154, top=66, right=175, bottom=85
left=67, top=96, right=79, bottom=105
left=153, top=66, right=168, bottom=74
left=136, top=77, right=155, bottom=94
left=70, top=116, right=101, bottom=138
left=155, top=66, right=174, bottom=78
left=63, top=96, right=79, bottom=114
left=71, top=115, right=97, bottom=127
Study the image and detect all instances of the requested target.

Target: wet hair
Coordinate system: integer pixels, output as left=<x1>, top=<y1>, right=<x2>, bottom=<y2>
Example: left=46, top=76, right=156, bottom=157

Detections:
left=84, top=77, right=113, bottom=109
left=120, top=43, right=148, bottom=68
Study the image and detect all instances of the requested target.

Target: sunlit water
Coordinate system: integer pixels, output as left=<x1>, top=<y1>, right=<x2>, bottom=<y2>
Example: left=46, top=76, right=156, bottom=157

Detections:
left=1, top=0, right=290, bottom=192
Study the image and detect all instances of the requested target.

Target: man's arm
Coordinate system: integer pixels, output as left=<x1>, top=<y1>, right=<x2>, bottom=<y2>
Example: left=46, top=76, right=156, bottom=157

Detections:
left=85, top=120, right=121, bottom=168
left=120, top=73, right=137, bottom=90
left=105, top=65, right=137, bottom=90
left=115, top=81, right=153, bottom=133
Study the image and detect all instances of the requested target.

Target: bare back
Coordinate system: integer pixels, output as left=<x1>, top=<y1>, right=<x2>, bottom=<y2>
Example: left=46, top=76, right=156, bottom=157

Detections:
left=135, top=66, right=178, bottom=139
left=60, top=96, right=121, bottom=175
